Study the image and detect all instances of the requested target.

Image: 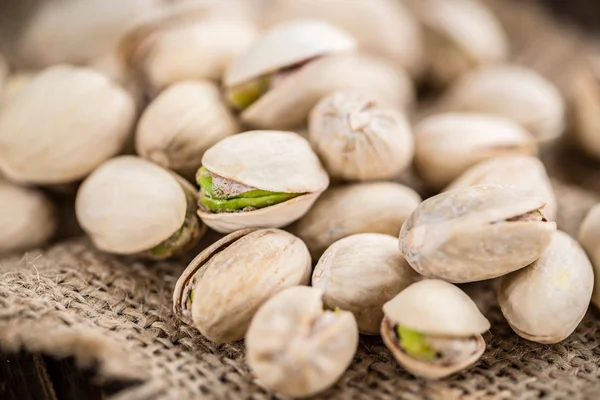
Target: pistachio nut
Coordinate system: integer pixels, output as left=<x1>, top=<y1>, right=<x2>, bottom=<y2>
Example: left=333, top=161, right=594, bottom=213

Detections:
left=404, top=0, right=508, bottom=86
left=381, top=279, right=490, bottom=379
left=136, top=80, right=239, bottom=179
left=399, top=184, right=557, bottom=283
left=196, top=130, right=329, bottom=233
left=76, top=156, right=205, bottom=259
left=498, top=230, right=593, bottom=344
left=414, top=112, right=537, bottom=189
left=0, top=65, right=136, bottom=185
left=246, top=286, right=358, bottom=398
left=569, top=54, right=600, bottom=159
left=0, top=180, right=56, bottom=254
left=290, top=182, right=421, bottom=259
left=438, top=65, right=565, bottom=142
left=445, top=156, right=557, bottom=221
left=577, top=204, right=600, bottom=308
left=308, top=91, right=414, bottom=181
left=173, top=228, right=312, bottom=343
left=262, top=0, right=424, bottom=77
left=312, top=233, right=420, bottom=334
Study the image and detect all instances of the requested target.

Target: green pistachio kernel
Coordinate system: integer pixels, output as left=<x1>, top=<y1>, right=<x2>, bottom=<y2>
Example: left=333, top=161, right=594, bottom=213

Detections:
left=227, top=75, right=271, bottom=110
left=396, top=325, right=438, bottom=361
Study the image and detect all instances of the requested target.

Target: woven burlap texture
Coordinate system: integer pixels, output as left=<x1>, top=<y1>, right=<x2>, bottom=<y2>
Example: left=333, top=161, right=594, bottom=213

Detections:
left=2, top=1, right=600, bottom=399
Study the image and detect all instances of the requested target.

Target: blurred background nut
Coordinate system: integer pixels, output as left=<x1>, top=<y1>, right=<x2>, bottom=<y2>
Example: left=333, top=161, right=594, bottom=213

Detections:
left=76, top=156, right=205, bottom=259
left=381, top=279, right=490, bottom=379
left=400, top=184, right=557, bottom=283
left=445, top=156, right=557, bottom=221
left=174, top=229, right=312, bottom=343
left=289, top=182, right=421, bottom=260
left=246, top=286, right=358, bottom=398
left=136, top=80, right=239, bottom=179
left=0, top=180, right=56, bottom=254
left=0, top=65, right=136, bottom=185
left=498, top=230, right=593, bottom=344
left=577, top=204, right=600, bottom=308
left=0, top=52, right=7, bottom=93
left=414, top=112, right=537, bottom=189
left=312, top=233, right=420, bottom=334
left=309, top=91, right=414, bottom=182
left=569, top=54, right=600, bottom=159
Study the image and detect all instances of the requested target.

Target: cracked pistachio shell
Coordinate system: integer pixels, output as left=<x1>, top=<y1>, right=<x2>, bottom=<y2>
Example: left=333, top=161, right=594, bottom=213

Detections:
left=438, top=65, right=565, bottom=142
left=199, top=131, right=329, bottom=233
left=577, top=204, right=600, bottom=308
left=173, top=229, right=312, bottom=343
left=262, top=0, right=424, bottom=76
left=308, top=91, right=414, bottom=181
left=136, top=80, right=239, bottom=179
left=289, top=182, right=421, bottom=259
left=414, top=112, right=537, bottom=189
left=381, top=279, right=489, bottom=379
left=246, top=286, right=358, bottom=398
left=0, top=181, right=56, bottom=254
left=76, top=156, right=203, bottom=256
left=499, top=230, right=593, bottom=344
left=0, top=65, right=136, bottom=185
left=312, top=233, right=420, bottom=334
left=399, top=184, right=557, bottom=283
left=570, top=55, right=600, bottom=159
left=404, top=0, right=508, bottom=86
left=445, top=156, right=557, bottom=221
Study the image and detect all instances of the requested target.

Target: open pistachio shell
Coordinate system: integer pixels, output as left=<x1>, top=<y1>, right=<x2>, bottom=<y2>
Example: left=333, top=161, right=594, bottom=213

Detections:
left=577, top=204, right=600, bottom=308
left=570, top=54, right=600, bottom=159
left=381, top=279, right=490, bottom=379
left=399, top=184, right=557, bottom=283
left=173, top=228, right=311, bottom=343
left=498, top=230, right=593, bottom=344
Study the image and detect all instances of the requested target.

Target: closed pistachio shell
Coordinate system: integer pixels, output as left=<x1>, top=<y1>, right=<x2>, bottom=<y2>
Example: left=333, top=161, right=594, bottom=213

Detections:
left=0, top=181, right=56, bottom=254
left=445, top=156, right=557, bottom=221
left=577, top=204, right=600, bottom=308
left=414, top=112, right=537, bottom=189
left=399, top=184, right=557, bottom=283
left=136, top=80, right=239, bottom=178
left=498, top=230, right=593, bottom=344
left=570, top=55, right=600, bottom=159
left=246, top=286, right=358, bottom=398
left=309, top=91, right=414, bottom=181
left=0, top=65, right=136, bottom=184
left=289, top=182, right=421, bottom=260
left=173, top=229, right=312, bottom=343
left=312, top=233, right=420, bottom=334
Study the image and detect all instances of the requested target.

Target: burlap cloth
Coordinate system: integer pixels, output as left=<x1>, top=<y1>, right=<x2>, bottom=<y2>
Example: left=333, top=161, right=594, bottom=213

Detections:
left=2, top=1, right=600, bottom=399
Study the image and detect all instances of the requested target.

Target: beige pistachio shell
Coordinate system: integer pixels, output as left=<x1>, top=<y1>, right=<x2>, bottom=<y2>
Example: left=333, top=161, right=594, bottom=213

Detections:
left=445, top=156, right=557, bottom=221
left=0, top=181, right=56, bottom=254
left=577, top=204, right=600, bottom=308
left=262, top=0, right=424, bottom=76
left=312, top=233, right=420, bottom=334
left=0, top=65, right=136, bottom=185
left=174, top=229, right=312, bottom=343
left=309, top=91, right=414, bottom=181
left=246, top=286, right=358, bottom=398
left=289, top=182, right=421, bottom=259
left=570, top=55, right=600, bottom=159
left=136, top=80, right=239, bottom=178
left=498, top=230, right=593, bottom=344
left=399, top=184, right=557, bottom=283
left=438, top=65, right=565, bottom=142
left=414, top=112, right=537, bottom=189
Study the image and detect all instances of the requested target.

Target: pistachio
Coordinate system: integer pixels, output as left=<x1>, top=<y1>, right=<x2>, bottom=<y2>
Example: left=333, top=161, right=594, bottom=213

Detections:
left=0, top=65, right=136, bottom=185
left=246, top=286, right=358, bottom=398
left=577, top=204, right=600, bottom=308
left=569, top=54, right=600, bottom=159
left=76, top=156, right=205, bottom=259
left=135, top=80, right=239, bottom=179
left=414, top=112, right=537, bottom=189
left=197, top=131, right=329, bottom=233
left=445, top=156, right=557, bottom=221
left=399, top=184, right=557, bottom=283
left=381, top=279, right=490, bottom=379
left=308, top=91, right=414, bottom=181
left=0, top=180, right=56, bottom=254
left=498, top=230, right=593, bottom=343
left=173, top=228, right=312, bottom=343
left=312, top=233, right=420, bottom=334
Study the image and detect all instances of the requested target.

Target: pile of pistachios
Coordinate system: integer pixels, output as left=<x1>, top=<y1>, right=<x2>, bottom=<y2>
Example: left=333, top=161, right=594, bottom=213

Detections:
left=1, top=0, right=600, bottom=397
